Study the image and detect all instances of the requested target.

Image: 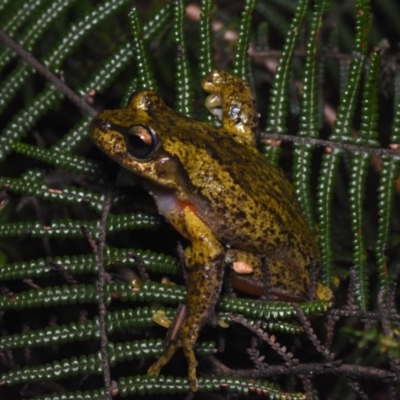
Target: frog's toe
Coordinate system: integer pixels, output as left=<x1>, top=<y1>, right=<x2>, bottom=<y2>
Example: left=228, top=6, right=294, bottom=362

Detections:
left=147, top=342, right=178, bottom=376
left=189, top=377, right=199, bottom=392
left=147, top=363, right=161, bottom=376
left=185, top=349, right=199, bottom=391
left=147, top=364, right=160, bottom=376
left=147, top=354, right=170, bottom=376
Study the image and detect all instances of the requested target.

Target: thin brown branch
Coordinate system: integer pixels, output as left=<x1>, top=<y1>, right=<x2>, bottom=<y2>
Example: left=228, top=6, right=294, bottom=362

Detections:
left=299, top=374, right=313, bottom=400
left=231, top=314, right=297, bottom=366
left=128, top=253, right=150, bottom=281
left=0, top=29, right=97, bottom=118
left=328, top=308, right=400, bottom=323
left=307, top=256, right=317, bottom=301
left=250, top=48, right=360, bottom=61
left=96, top=187, right=113, bottom=400
left=47, top=261, right=78, bottom=285
left=293, top=304, right=337, bottom=364
left=378, top=289, right=400, bottom=376
left=346, top=379, right=371, bottom=400
left=325, top=314, right=339, bottom=349
left=207, top=356, right=396, bottom=382
left=260, top=133, right=400, bottom=158
left=346, top=266, right=357, bottom=309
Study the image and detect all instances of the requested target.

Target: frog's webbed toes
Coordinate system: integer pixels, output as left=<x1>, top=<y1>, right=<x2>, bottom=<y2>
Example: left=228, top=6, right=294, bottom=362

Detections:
left=147, top=339, right=200, bottom=392
left=147, top=342, right=178, bottom=376
left=189, top=377, right=199, bottom=392
left=147, top=363, right=161, bottom=377
left=147, top=358, right=164, bottom=377
left=182, top=343, right=199, bottom=392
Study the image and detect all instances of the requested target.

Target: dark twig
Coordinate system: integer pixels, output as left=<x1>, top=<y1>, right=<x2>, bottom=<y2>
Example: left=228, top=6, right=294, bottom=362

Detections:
left=96, top=187, right=113, bottom=400
left=22, top=324, right=31, bottom=364
left=328, top=308, right=400, bottom=323
left=377, top=289, right=400, bottom=375
left=163, top=303, right=187, bottom=346
left=293, top=304, right=338, bottom=365
left=307, top=256, right=317, bottom=301
left=81, top=225, right=98, bottom=253
left=378, top=289, right=392, bottom=338
left=247, top=335, right=267, bottom=370
left=230, top=314, right=297, bottom=366
left=0, top=29, right=97, bottom=118
left=206, top=356, right=395, bottom=381
left=346, top=267, right=357, bottom=309
left=128, top=253, right=150, bottom=281
left=250, top=48, right=368, bottom=61
left=261, top=132, right=400, bottom=158
left=47, top=261, right=78, bottom=284
left=346, top=380, right=371, bottom=400
left=22, top=279, right=41, bottom=290
left=299, top=374, right=313, bottom=400
left=325, top=314, right=339, bottom=349
left=387, top=383, right=398, bottom=400
left=387, top=283, right=397, bottom=311
left=387, top=283, right=399, bottom=329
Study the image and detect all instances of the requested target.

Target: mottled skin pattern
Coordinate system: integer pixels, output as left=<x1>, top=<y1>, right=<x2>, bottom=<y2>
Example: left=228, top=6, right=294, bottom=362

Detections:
left=90, top=70, right=332, bottom=391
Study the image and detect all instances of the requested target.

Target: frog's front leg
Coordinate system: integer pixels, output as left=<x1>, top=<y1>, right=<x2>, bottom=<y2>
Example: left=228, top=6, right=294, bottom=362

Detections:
left=148, top=205, right=225, bottom=391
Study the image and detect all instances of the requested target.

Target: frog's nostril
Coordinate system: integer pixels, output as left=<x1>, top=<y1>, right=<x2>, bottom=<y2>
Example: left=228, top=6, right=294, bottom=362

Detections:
left=99, top=119, right=111, bottom=132
left=92, top=119, right=111, bottom=133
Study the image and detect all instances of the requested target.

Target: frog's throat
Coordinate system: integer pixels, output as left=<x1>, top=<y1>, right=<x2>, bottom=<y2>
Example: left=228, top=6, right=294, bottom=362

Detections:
left=147, top=184, right=210, bottom=234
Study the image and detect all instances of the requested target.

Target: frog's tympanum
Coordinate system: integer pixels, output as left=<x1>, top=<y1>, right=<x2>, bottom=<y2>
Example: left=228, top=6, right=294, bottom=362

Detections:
left=90, top=70, right=332, bottom=391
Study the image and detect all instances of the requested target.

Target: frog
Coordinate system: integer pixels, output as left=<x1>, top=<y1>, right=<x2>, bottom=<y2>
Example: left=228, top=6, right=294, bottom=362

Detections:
left=89, top=70, right=333, bottom=391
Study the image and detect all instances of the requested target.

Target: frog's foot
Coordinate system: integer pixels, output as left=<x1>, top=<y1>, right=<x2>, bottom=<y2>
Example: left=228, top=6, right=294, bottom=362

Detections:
left=163, top=205, right=224, bottom=391
left=181, top=332, right=199, bottom=391
left=147, top=338, right=199, bottom=391
left=147, top=342, right=178, bottom=376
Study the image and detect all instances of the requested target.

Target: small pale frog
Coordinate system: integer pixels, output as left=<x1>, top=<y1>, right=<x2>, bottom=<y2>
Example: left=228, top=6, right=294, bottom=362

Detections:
left=90, top=70, right=332, bottom=391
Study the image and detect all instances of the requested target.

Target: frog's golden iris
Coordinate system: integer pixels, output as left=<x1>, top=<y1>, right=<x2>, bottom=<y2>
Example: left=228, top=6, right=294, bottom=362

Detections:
left=90, top=70, right=332, bottom=391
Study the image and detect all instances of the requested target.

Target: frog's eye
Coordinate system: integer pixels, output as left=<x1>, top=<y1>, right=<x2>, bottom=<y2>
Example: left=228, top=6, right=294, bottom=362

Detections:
left=126, top=125, right=158, bottom=159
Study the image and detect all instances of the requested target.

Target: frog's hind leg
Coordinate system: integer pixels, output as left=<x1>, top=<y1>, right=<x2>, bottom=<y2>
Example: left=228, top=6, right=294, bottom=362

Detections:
left=180, top=255, right=224, bottom=390
left=149, top=205, right=225, bottom=392
left=179, top=206, right=225, bottom=391
left=148, top=256, right=224, bottom=391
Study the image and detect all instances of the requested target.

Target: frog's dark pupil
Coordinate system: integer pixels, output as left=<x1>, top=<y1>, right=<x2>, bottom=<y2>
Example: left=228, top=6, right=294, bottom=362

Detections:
left=126, top=125, right=156, bottom=159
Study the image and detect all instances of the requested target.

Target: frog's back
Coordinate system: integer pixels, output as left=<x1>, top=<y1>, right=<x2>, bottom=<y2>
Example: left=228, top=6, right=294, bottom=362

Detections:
left=160, top=116, right=318, bottom=266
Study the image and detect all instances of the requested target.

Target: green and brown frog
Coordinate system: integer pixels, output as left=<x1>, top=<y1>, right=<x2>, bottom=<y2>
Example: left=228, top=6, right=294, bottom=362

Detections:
left=90, top=70, right=332, bottom=391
